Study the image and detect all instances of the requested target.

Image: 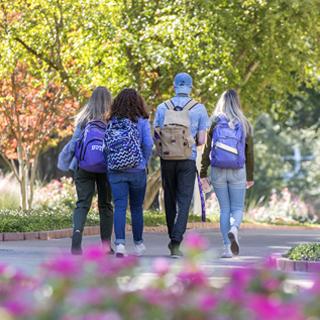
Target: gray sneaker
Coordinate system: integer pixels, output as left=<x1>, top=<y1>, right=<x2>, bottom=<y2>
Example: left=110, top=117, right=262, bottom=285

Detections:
left=168, top=242, right=183, bottom=258
left=228, top=226, right=239, bottom=255
left=221, top=244, right=233, bottom=258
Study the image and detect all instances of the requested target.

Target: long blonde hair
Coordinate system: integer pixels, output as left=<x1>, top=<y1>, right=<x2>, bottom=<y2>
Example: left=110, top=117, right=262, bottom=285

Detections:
left=213, top=89, right=252, bottom=136
left=75, top=86, right=112, bottom=128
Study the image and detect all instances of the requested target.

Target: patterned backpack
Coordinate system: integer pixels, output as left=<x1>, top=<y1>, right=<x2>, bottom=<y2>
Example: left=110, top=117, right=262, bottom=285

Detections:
left=75, top=120, right=107, bottom=173
left=210, top=116, right=246, bottom=169
left=104, top=118, right=143, bottom=170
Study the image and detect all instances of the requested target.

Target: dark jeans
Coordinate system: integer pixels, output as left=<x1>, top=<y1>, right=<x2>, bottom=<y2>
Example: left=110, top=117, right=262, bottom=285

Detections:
left=161, top=159, right=196, bottom=244
left=73, top=168, right=113, bottom=242
left=108, top=170, right=147, bottom=245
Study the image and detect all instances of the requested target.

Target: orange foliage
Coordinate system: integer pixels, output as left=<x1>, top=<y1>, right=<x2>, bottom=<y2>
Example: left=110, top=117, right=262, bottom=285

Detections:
left=0, top=64, right=79, bottom=161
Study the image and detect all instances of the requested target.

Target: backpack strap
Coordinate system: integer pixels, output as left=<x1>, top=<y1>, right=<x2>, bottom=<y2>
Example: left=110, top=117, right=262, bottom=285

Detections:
left=183, top=99, right=199, bottom=111
left=164, top=99, right=175, bottom=110
left=164, top=99, right=198, bottom=111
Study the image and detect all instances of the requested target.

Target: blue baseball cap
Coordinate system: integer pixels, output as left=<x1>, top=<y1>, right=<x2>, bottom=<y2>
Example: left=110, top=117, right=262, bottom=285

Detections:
left=174, top=72, right=193, bottom=94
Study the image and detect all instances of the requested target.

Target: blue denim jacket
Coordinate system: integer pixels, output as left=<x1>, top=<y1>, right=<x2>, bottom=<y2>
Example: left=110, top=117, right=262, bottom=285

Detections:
left=57, top=126, right=82, bottom=172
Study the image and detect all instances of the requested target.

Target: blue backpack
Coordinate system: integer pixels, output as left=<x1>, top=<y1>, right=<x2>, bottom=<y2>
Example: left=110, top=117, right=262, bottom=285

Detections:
left=104, top=118, right=143, bottom=170
left=210, top=116, right=246, bottom=169
left=75, top=120, right=107, bottom=173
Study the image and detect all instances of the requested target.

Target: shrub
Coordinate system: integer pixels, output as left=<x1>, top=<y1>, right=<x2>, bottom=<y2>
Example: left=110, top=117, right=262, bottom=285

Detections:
left=0, top=209, right=99, bottom=232
left=286, top=243, right=320, bottom=261
left=33, top=177, right=78, bottom=211
left=0, top=233, right=319, bottom=320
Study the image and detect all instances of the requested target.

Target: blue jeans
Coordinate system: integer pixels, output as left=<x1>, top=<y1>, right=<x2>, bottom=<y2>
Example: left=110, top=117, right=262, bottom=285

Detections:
left=211, top=167, right=246, bottom=245
left=108, top=170, right=147, bottom=245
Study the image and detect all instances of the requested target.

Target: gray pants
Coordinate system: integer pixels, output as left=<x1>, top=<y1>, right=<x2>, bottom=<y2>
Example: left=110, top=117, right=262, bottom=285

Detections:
left=73, top=168, right=113, bottom=242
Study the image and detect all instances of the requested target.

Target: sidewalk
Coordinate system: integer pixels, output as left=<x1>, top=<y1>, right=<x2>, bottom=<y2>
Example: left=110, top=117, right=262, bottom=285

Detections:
left=1, top=227, right=319, bottom=288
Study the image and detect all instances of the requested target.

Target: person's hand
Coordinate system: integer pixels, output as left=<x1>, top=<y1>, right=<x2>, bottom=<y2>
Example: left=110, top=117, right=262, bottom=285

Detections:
left=246, top=181, right=254, bottom=189
left=201, top=177, right=212, bottom=193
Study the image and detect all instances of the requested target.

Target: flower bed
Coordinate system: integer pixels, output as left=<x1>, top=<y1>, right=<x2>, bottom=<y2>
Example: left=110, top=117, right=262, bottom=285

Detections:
left=0, top=233, right=320, bottom=320
left=275, top=243, right=320, bottom=273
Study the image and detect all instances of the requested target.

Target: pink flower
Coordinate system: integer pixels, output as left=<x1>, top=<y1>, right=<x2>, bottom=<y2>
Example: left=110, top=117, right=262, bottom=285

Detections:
left=0, top=263, right=7, bottom=274
left=177, top=270, right=208, bottom=287
left=70, top=288, right=107, bottom=307
left=185, top=232, right=208, bottom=251
left=152, top=258, right=170, bottom=276
left=141, top=288, right=163, bottom=305
left=3, top=298, right=32, bottom=317
left=310, top=277, right=320, bottom=294
left=222, top=285, right=245, bottom=302
left=247, top=296, right=304, bottom=320
left=83, top=245, right=106, bottom=262
left=198, top=293, right=217, bottom=311
left=229, top=267, right=257, bottom=288
left=263, top=255, right=278, bottom=269
left=262, top=278, right=281, bottom=292
left=42, top=254, right=80, bottom=277
left=141, top=288, right=175, bottom=309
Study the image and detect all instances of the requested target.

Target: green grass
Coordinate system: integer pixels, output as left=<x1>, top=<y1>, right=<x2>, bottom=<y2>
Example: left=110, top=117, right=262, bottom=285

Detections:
left=0, top=208, right=219, bottom=233
left=285, top=243, right=320, bottom=261
left=0, top=209, right=99, bottom=232
left=1, top=207, right=317, bottom=233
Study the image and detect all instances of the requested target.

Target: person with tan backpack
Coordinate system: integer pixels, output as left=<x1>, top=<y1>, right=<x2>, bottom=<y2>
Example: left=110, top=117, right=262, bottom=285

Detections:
left=154, top=73, right=209, bottom=257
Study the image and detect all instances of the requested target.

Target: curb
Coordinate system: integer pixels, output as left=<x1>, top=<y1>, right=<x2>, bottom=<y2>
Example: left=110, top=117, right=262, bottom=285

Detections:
left=1, top=222, right=320, bottom=241
left=0, top=226, right=101, bottom=241
left=0, top=223, right=205, bottom=241
left=274, top=254, right=320, bottom=273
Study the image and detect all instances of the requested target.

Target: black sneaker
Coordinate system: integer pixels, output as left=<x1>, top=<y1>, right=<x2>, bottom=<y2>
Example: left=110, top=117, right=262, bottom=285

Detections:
left=168, top=242, right=183, bottom=258
left=71, top=231, right=82, bottom=255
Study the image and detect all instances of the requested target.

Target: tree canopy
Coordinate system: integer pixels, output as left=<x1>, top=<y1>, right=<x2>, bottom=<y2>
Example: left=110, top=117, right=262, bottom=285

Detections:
left=1, top=0, right=319, bottom=117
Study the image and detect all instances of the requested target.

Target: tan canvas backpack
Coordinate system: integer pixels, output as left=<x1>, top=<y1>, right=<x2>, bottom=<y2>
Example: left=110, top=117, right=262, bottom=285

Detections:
left=154, top=99, right=199, bottom=160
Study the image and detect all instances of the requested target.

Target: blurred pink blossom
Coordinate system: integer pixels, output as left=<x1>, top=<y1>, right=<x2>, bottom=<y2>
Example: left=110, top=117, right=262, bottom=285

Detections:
left=152, top=258, right=170, bottom=276
left=198, top=292, right=217, bottom=311
left=177, top=270, right=208, bottom=287
left=42, top=254, right=80, bottom=277
left=83, top=245, right=107, bottom=262
left=185, top=232, right=208, bottom=251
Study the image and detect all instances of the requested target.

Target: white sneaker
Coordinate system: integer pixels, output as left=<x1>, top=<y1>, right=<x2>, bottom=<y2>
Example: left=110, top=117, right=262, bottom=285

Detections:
left=115, top=244, right=127, bottom=257
left=221, top=244, right=233, bottom=258
left=134, top=243, right=146, bottom=256
left=228, top=226, right=240, bottom=255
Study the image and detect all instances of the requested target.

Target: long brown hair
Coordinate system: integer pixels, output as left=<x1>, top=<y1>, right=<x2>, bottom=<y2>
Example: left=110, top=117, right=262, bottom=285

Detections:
left=109, top=88, right=149, bottom=122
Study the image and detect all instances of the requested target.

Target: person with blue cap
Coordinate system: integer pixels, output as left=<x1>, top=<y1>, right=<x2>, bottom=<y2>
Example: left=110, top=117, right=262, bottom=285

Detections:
left=154, top=72, right=209, bottom=257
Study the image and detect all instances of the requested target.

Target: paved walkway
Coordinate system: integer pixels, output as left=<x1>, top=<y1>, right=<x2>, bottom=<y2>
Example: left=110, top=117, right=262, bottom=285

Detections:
left=1, top=227, right=319, bottom=287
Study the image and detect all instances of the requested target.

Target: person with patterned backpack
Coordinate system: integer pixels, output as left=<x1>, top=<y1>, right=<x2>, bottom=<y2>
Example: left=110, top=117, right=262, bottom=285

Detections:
left=154, top=72, right=209, bottom=258
left=104, top=88, right=153, bottom=257
left=200, top=89, right=254, bottom=258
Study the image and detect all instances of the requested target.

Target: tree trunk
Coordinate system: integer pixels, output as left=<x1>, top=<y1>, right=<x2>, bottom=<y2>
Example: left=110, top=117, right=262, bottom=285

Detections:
left=17, top=145, right=28, bottom=210
left=28, top=155, right=39, bottom=209
left=143, top=169, right=161, bottom=210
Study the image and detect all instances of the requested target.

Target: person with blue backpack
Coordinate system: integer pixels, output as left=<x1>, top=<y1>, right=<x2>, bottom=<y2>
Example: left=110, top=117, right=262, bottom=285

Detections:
left=200, top=89, right=254, bottom=258
left=58, top=86, right=114, bottom=255
left=104, top=88, right=153, bottom=257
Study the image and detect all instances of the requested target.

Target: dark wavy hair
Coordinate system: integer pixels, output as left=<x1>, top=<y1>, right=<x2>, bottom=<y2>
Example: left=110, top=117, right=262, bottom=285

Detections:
left=109, top=88, right=149, bottom=122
